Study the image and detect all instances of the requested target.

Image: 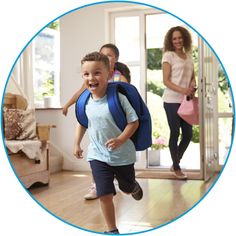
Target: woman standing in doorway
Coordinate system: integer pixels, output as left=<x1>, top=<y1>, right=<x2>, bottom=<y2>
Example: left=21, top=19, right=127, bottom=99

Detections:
left=162, top=26, right=196, bottom=179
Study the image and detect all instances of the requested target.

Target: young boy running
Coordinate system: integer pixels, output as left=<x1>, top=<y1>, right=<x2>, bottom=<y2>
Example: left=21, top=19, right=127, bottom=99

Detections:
left=73, top=52, right=143, bottom=234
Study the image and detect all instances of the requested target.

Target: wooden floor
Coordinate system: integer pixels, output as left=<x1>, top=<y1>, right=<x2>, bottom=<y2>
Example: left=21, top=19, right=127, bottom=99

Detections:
left=29, top=171, right=218, bottom=234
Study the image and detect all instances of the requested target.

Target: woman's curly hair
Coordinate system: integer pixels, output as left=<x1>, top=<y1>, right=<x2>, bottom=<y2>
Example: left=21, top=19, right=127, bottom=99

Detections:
left=163, top=26, right=192, bottom=53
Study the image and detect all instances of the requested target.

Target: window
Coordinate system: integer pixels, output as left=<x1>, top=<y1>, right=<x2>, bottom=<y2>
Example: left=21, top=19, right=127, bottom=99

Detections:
left=115, top=16, right=140, bottom=62
left=110, top=12, right=142, bottom=91
left=33, top=22, right=60, bottom=107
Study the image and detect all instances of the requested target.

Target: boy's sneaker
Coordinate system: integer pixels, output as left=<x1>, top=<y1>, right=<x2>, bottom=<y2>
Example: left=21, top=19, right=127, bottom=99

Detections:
left=131, top=181, right=143, bottom=200
left=104, top=229, right=120, bottom=234
left=84, top=183, right=98, bottom=200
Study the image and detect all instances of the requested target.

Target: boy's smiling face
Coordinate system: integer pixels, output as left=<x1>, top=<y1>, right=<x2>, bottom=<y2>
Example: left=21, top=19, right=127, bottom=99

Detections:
left=82, top=61, right=109, bottom=99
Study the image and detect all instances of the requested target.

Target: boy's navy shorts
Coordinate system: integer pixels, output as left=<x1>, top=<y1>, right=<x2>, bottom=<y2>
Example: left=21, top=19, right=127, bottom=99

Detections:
left=89, top=160, right=136, bottom=197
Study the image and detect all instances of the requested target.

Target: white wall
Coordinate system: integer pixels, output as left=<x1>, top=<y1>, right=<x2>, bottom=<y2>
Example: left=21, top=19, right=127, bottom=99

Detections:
left=36, top=2, right=131, bottom=171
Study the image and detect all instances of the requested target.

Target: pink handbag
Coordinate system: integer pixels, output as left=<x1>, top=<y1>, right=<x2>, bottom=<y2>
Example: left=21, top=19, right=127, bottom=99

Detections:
left=177, top=95, right=199, bottom=125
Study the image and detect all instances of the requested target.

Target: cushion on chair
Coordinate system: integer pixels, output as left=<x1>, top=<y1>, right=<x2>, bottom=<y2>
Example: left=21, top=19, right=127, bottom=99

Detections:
left=3, top=108, right=37, bottom=140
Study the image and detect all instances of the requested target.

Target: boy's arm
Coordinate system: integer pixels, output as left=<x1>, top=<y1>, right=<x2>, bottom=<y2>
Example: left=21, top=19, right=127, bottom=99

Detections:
left=74, top=123, right=87, bottom=159
left=105, top=120, right=139, bottom=150
left=62, top=83, right=87, bottom=116
left=120, top=74, right=129, bottom=83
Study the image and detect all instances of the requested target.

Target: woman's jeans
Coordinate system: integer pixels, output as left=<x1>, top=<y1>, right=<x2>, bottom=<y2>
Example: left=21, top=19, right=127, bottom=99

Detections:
left=164, top=102, right=192, bottom=170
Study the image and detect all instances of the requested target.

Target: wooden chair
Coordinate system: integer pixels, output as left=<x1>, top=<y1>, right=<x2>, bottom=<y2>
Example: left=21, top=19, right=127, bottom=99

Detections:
left=3, top=93, right=55, bottom=188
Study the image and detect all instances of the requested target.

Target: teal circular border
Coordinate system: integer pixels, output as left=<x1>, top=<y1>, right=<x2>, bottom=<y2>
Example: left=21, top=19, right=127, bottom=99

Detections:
left=1, top=1, right=235, bottom=235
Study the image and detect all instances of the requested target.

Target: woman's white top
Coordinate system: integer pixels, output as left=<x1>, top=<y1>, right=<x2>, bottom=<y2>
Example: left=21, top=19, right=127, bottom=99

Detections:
left=162, top=51, right=194, bottom=103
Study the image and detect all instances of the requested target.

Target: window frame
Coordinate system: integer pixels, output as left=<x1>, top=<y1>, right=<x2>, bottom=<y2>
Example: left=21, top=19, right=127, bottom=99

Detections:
left=32, top=26, right=60, bottom=108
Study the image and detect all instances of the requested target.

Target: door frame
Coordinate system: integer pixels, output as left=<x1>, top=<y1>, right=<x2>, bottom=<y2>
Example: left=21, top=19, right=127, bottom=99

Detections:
left=107, top=6, right=229, bottom=181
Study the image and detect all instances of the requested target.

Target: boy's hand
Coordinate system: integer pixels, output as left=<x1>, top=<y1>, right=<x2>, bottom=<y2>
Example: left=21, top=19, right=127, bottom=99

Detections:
left=105, top=138, right=123, bottom=151
left=62, top=106, right=68, bottom=116
left=105, top=121, right=139, bottom=151
left=74, top=146, right=84, bottom=159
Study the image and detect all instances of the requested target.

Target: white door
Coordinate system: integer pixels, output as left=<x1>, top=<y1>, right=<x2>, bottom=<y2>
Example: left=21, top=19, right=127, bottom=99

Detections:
left=199, top=39, right=218, bottom=181
left=199, top=39, right=234, bottom=181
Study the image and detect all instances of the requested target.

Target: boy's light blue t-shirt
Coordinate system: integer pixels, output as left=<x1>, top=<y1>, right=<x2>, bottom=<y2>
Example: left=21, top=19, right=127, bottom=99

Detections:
left=85, top=93, right=138, bottom=166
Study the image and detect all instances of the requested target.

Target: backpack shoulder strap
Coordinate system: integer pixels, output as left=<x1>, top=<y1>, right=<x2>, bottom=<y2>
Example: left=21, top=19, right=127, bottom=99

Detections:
left=106, top=83, right=127, bottom=131
left=75, top=89, right=90, bottom=128
left=107, top=82, right=152, bottom=151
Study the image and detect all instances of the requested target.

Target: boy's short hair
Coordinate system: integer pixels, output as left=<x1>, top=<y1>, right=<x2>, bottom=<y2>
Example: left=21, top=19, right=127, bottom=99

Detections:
left=81, top=52, right=110, bottom=71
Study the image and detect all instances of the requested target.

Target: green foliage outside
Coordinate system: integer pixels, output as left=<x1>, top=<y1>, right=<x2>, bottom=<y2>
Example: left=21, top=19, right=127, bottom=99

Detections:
left=147, top=80, right=165, bottom=97
left=147, top=91, right=170, bottom=141
left=47, top=20, right=60, bottom=31
left=147, top=48, right=162, bottom=70
left=218, top=87, right=232, bottom=112
left=192, top=125, right=200, bottom=143
left=42, top=76, right=54, bottom=97
left=147, top=47, right=199, bottom=70
left=34, top=20, right=59, bottom=101
left=45, top=21, right=59, bottom=98
left=192, top=46, right=198, bottom=76
left=147, top=48, right=170, bottom=144
left=218, top=66, right=228, bottom=95
left=34, top=71, right=55, bottom=101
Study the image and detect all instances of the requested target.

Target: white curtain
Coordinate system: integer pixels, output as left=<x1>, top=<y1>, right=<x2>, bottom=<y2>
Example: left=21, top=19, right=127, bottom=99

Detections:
left=10, top=43, right=35, bottom=108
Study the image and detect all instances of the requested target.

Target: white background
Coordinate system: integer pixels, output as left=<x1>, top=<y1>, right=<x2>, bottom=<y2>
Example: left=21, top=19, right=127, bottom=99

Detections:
left=0, top=0, right=235, bottom=235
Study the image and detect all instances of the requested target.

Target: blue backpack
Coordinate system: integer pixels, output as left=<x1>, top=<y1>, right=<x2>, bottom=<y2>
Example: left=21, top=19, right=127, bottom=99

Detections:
left=75, top=82, right=152, bottom=151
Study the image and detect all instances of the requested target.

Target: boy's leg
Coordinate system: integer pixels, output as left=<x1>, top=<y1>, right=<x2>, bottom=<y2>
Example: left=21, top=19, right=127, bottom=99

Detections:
left=100, top=194, right=117, bottom=232
left=131, top=181, right=143, bottom=200
left=114, top=164, right=143, bottom=200
left=89, top=160, right=119, bottom=232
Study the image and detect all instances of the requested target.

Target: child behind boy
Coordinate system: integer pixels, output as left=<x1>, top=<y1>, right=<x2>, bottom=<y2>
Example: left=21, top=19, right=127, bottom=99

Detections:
left=73, top=52, right=143, bottom=234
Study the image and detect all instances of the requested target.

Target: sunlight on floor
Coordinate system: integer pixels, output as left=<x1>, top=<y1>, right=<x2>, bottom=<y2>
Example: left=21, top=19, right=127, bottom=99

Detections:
left=119, top=220, right=154, bottom=233
left=154, top=142, right=201, bottom=170
left=72, top=173, right=89, bottom=178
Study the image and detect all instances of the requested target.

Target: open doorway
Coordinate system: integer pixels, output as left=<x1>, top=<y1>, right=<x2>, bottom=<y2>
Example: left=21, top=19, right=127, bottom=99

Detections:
left=145, top=13, right=200, bottom=172
left=109, top=5, right=234, bottom=180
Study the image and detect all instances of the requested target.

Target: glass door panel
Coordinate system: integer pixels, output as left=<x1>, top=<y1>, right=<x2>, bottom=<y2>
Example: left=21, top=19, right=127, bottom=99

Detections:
left=115, top=16, right=140, bottom=62
left=113, top=14, right=145, bottom=168
left=218, top=117, right=233, bottom=165
left=128, top=65, right=140, bottom=92
left=217, top=65, right=234, bottom=167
